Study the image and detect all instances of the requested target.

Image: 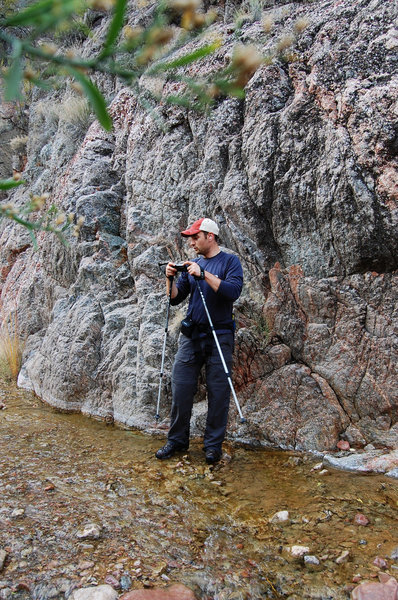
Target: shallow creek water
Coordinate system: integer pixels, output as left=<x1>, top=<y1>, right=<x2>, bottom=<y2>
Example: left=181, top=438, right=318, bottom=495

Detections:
left=0, top=384, right=397, bottom=600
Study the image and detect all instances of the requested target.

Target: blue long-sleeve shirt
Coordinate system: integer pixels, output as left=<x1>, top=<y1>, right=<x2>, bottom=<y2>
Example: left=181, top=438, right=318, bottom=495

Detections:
left=171, top=251, right=243, bottom=329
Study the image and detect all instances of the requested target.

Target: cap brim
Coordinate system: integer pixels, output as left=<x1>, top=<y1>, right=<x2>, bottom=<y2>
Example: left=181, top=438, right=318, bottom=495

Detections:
left=181, top=227, right=200, bottom=237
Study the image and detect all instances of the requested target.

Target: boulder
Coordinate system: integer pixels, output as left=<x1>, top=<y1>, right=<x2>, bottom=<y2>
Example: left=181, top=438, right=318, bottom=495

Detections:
left=120, top=583, right=197, bottom=600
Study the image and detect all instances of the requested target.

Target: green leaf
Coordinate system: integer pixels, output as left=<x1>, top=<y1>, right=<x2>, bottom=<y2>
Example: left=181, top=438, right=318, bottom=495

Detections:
left=67, top=67, right=113, bottom=131
left=3, top=38, right=23, bottom=101
left=2, top=0, right=85, bottom=29
left=150, top=42, right=220, bottom=73
left=28, top=229, right=39, bottom=251
left=0, top=179, right=26, bottom=191
left=164, top=94, right=193, bottom=108
left=215, top=81, right=246, bottom=98
left=2, top=0, right=56, bottom=27
left=99, top=0, right=128, bottom=60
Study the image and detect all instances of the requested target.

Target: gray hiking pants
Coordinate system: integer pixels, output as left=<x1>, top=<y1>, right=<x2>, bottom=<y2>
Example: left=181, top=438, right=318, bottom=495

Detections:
left=168, top=332, right=234, bottom=452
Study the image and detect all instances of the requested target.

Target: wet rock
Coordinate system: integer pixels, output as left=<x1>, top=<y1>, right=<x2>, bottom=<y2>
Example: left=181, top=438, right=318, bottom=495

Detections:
left=120, top=574, right=133, bottom=591
left=304, top=555, right=320, bottom=567
left=288, top=546, right=310, bottom=558
left=373, top=557, right=388, bottom=570
left=78, top=561, right=95, bottom=570
left=76, top=524, right=102, bottom=540
left=104, top=575, right=120, bottom=589
left=119, top=584, right=197, bottom=600
left=336, top=550, right=350, bottom=564
left=270, top=510, right=290, bottom=524
left=386, top=468, right=398, bottom=479
left=351, top=574, right=398, bottom=600
left=390, top=547, right=398, bottom=561
left=150, top=561, right=168, bottom=577
left=311, top=462, right=323, bottom=471
left=324, top=450, right=398, bottom=477
left=354, top=514, right=370, bottom=527
left=32, top=583, right=61, bottom=599
left=69, top=585, right=118, bottom=600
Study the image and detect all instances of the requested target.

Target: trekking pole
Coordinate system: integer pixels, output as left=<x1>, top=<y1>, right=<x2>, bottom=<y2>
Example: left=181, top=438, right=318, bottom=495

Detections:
left=155, top=275, right=174, bottom=422
left=195, top=279, right=246, bottom=424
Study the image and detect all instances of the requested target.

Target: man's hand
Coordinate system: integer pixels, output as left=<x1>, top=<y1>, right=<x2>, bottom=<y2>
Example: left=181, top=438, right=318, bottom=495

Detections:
left=184, top=261, right=201, bottom=278
left=166, top=262, right=178, bottom=278
left=166, top=261, right=200, bottom=278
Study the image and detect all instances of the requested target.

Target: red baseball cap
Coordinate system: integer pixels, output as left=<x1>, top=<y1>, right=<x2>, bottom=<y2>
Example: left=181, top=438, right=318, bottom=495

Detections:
left=181, top=217, right=219, bottom=237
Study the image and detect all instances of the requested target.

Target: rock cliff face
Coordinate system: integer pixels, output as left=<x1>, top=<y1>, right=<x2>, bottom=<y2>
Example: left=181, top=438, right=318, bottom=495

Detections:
left=1, top=0, right=397, bottom=459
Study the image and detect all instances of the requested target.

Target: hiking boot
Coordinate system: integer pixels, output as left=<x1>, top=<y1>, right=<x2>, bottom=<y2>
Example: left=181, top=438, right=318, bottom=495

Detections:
left=205, top=449, right=222, bottom=465
left=155, top=441, right=188, bottom=460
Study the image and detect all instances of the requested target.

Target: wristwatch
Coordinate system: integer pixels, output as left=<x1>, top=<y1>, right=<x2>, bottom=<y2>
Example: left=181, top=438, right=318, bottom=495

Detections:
left=200, top=267, right=205, bottom=280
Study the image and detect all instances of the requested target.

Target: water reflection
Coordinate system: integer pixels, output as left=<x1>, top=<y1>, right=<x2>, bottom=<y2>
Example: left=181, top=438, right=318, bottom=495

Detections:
left=0, top=384, right=397, bottom=599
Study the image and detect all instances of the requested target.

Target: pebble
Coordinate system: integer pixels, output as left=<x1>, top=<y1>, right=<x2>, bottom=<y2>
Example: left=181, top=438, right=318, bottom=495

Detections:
left=76, top=524, right=102, bottom=540
left=373, top=556, right=388, bottom=569
left=78, top=561, right=95, bottom=570
left=336, top=550, right=350, bottom=564
left=354, top=513, right=370, bottom=526
left=288, top=545, right=310, bottom=558
left=337, top=440, right=350, bottom=451
left=69, top=585, right=118, bottom=600
left=390, top=547, right=398, bottom=561
left=104, top=575, right=120, bottom=589
left=311, top=462, right=323, bottom=471
left=120, top=574, right=133, bottom=591
left=11, top=508, right=25, bottom=518
left=270, top=510, right=290, bottom=524
left=304, top=555, right=320, bottom=566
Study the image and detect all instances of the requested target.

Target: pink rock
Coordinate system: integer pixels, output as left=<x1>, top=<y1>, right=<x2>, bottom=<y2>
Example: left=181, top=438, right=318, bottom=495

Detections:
left=120, top=584, right=197, bottom=600
left=373, top=556, right=388, bottom=569
left=351, top=574, right=398, bottom=600
left=354, top=513, right=370, bottom=526
left=337, top=440, right=350, bottom=451
left=104, top=575, right=120, bottom=589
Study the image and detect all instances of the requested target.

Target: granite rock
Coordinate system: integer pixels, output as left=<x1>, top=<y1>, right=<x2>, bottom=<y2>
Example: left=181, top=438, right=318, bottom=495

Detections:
left=0, top=0, right=396, bottom=462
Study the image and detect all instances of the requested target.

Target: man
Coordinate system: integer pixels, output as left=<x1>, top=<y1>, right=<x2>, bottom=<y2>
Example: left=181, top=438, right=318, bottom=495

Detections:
left=155, top=217, right=243, bottom=464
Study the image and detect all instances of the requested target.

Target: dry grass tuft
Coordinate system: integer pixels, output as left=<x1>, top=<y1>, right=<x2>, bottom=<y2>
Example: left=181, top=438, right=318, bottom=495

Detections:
left=10, top=135, right=29, bottom=152
left=0, top=314, right=24, bottom=381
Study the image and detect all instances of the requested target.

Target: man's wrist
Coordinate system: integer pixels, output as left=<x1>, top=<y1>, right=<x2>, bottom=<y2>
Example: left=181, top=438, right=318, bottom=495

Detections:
left=194, top=266, right=205, bottom=280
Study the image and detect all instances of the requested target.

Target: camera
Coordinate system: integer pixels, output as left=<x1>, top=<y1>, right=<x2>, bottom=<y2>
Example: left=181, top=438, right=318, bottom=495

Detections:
left=173, top=263, right=188, bottom=272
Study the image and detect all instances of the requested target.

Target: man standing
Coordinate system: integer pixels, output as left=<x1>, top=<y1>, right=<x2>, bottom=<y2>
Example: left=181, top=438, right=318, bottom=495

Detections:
left=155, top=217, right=243, bottom=464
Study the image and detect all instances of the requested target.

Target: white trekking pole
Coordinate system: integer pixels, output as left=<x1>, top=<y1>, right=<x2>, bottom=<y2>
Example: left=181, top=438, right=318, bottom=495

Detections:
left=155, top=275, right=174, bottom=422
left=195, top=279, right=246, bottom=424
